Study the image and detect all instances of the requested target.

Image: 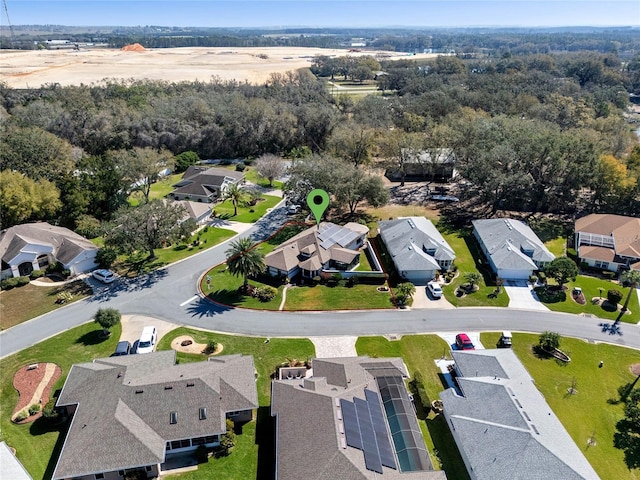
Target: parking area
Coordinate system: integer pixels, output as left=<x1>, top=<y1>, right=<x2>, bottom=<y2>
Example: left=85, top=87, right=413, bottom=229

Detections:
left=503, top=281, right=549, bottom=310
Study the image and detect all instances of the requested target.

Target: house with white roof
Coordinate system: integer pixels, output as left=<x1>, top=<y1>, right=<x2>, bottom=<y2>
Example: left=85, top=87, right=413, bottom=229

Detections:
left=265, top=222, right=369, bottom=279
left=440, top=349, right=599, bottom=480
left=472, top=219, right=554, bottom=280
left=379, top=217, right=455, bottom=283
left=0, top=222, right=98, bottom=280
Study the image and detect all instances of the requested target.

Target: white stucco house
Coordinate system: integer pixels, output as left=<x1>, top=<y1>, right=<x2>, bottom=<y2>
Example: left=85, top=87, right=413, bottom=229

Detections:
left=0, top=223, right=98, bottom=280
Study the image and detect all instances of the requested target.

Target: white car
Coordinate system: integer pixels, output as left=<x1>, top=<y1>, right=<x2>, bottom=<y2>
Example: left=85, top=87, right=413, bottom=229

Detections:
left=136, top=326, right=157, bottom=354
left=92, top=269, right=115, bottom=284
left=427, top=282, right=443, bottom=299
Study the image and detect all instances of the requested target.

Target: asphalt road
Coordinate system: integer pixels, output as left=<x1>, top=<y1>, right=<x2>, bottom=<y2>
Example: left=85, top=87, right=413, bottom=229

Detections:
left=1, top=204, right=639, bottom=358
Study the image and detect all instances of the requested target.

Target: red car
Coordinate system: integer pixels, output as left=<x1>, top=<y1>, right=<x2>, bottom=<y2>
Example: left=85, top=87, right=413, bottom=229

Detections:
left=455, top=333, right=475, bottom=350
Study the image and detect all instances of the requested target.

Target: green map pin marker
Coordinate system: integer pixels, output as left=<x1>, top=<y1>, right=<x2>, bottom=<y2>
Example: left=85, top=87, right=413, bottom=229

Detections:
left=307, top=189, right=330, bottom=225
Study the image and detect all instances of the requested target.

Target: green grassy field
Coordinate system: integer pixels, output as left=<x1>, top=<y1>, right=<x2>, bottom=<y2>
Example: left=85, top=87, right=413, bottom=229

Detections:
left=480, top=332, right=640, bottom=480
left=439, top=229, right=510, bottom=307
left=0, top=322, right=121, bottom=480
left=538, top=275, right=639, bottom=323
left=283, top=283, right=392, bottom=310
left=128, top=173, right=183, bottom=206
left=214, top=195, right=281, bottom=223
left=356, top=335, right=470, bottom=480
left=0, top=281, right=93, bottom=330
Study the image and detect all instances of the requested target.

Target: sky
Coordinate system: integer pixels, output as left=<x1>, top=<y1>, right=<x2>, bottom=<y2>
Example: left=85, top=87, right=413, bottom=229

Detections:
left=3, top=0, right=639, bottom=28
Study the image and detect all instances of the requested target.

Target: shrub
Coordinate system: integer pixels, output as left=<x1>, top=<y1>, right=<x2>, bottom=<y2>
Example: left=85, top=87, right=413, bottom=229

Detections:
left=28, top=404, right=41, bottom=416
left=537, top=271, right=546, bottom=282
left=220, top=419, right=237, bottom=453
left=312, top=276, right=322, bottom=286
left=30, top=269, right=45, bottom=279
left=253, top=285, right=277, bottom=302
left=1, top=277, right=19, bottom=290
left=602, top=271, right=616, bottom=279
left=529, top=275, right=538, bottom=284
left=56, top=291, right=73, bottom=304
left=235, top=163, right=246, bottom=172
left=61, top=269, right=71, bottom=278
left=42, top=398, right=59, bottom=422
left=411, top=371, right=431, bottom=413
left=243, top=157, right=255, bottom=166
left=46, top=262, right=64, bottom=274
left=96, top=247, right=118, bottom=268
left=195, top=445, right=209, bottom=463
left=205, top=340, right=217, bottom=354
left=75, top=214, right=103, bottom=239
left=14, top=411, right=28, bottom=422
left=607, top=289, right=623, bottom=305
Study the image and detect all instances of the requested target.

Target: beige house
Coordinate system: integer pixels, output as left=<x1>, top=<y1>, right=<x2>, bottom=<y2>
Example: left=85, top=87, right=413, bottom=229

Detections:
left=575, top=214, right=640, bottom=272
left=0, top=222, right=97, bottom=280
left=265, top=222, right=369, bottom=279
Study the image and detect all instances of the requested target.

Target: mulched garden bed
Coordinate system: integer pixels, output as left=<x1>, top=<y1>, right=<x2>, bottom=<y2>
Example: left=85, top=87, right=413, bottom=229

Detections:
left=12, top=362, right=62, bottom=423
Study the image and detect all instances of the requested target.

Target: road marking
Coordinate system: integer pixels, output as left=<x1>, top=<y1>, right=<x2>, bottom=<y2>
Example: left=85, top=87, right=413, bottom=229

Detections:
left=180, top=295, right=199, bottom=307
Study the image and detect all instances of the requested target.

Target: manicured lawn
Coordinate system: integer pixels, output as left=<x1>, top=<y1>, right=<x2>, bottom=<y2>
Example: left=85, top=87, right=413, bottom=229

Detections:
left=364, top=204, right=440, bottom=223
left=537, top=275, right=639, bottom=323
left=354, top=250, right=373, bottom=271
left=128, top=173, right=183, bottom=206
left=113, top=226, right=236, bottom=276
left=214, top=194, right=281, bottom=223
left=201, top=265, right=284, bottom=310
left=0, top=281, right=93, bottom=330
left=283, top=283, right=392, bottom=310
left=480, top=332, right=640, bottom=480
left=356, top=335, right=470, bottom=480
left=0, top=322, right=121, bottom=480
left=439, top=229, right=509, bottom=308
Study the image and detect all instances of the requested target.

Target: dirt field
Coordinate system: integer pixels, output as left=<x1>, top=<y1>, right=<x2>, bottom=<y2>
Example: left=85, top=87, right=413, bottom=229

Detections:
left=0, top=46, right=439, bottom=88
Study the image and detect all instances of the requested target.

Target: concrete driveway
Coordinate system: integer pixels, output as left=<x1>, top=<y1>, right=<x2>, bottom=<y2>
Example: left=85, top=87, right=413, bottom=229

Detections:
left=504, top=281, right=549, bottom=311
left=309, top=336, right=358, bottom=358
left=119, top=315, right=179, bottom=350
left=438, top=332, right=485, bottom=350
left=410, top=283, right=455, bottom=309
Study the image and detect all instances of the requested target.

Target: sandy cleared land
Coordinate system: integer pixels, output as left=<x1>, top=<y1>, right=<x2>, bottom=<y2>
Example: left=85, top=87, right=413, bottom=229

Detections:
left=0, top=46, right=439, bottom=88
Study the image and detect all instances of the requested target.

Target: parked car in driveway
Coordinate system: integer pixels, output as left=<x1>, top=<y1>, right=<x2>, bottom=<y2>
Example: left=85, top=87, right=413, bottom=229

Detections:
left=427, top=281, right=443, bottom=299
left=136, top=326, right=157, bottom=354
left=455, top=333, right=475, bottom=350
left=92, top=269, right=115, bottom=284
left=112, top=340, right=131, bottom=356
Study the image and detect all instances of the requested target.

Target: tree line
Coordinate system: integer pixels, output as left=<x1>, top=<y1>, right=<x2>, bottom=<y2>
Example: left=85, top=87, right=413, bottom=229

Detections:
left=1, top=47, right=639, bottom=235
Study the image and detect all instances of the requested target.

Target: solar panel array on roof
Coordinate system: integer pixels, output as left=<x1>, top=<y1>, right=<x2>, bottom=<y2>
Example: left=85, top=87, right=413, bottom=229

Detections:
left=341, top=399, right=362, bottom=449
left=355, top=397, right=383, bottom=473
left=365, top=389, right=397, bottom=469
left=318, top=224, right=359, bottom=250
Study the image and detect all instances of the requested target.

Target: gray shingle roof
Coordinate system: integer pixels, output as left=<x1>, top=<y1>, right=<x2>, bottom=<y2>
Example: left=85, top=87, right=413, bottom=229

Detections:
left=379, top=217, right=455, bottom=273
left=52, top=351, right=257, bottom=480
left=271, top=357, right=446, bottom=480
left=472, top=219, right=554, bottom=269
left=0, top=223, right=97, bottom=266
left=440, top=350, right=599, bottom=480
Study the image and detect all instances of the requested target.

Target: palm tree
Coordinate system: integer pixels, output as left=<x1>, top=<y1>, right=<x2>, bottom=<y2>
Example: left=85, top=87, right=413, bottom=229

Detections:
left=614, top=270, right=640, bottom=326
left=225, top=237, right=265, bottom=291
left=395, top=282, right=416, bottom=306
left=538, top=331, right=561, bottom=352
left=222, top=183, right=247, bottom=217
left=464, top=272, right=481, bottom=287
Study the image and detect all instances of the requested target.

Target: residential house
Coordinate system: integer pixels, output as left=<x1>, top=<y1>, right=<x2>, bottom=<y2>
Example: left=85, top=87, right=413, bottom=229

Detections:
left=472, top=219, right=554, bottom=280
left=386, top=148, right=457, bottom=183
left=379, top=217, right=455, bottom=283
left=0, top=222, right=98, bottom=280
left=265, top=222, right=369, bottom=279
left=271, top=357, right=446, bottom=480
left=575, top=214, right=640, bottom=273
left=440, top=349, right=599, bottom=480
left=52, top=351, right=258, bottom=480
left=170, top=166, right=244, bottom=203
left=169, top=199, right=213, bottom=225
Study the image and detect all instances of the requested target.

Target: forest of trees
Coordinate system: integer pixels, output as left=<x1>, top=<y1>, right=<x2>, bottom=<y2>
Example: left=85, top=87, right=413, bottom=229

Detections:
left=1, top=44, right=639, bottom=234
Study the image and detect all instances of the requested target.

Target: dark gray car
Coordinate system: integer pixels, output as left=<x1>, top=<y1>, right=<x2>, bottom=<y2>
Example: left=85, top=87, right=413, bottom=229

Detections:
left=112, top=340, right=131, bottom=356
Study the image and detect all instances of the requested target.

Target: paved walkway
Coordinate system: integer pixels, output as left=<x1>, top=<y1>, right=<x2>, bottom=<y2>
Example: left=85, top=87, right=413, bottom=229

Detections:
left=503, top=281, right=549, bottom=311
left=308, top=336, right=358, bottom=358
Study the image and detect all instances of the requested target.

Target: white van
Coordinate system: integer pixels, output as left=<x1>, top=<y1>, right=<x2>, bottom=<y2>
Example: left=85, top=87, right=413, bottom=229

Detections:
left=137, top=326, right=157, bottom=354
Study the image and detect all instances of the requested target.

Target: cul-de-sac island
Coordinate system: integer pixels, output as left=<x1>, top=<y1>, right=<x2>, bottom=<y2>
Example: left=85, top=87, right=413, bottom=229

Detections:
left=1, top=11, right=640, bottom=480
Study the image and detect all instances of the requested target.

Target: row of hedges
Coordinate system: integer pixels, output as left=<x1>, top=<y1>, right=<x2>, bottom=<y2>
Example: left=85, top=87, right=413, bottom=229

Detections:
left=1, top=276, right=30, bottom=290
